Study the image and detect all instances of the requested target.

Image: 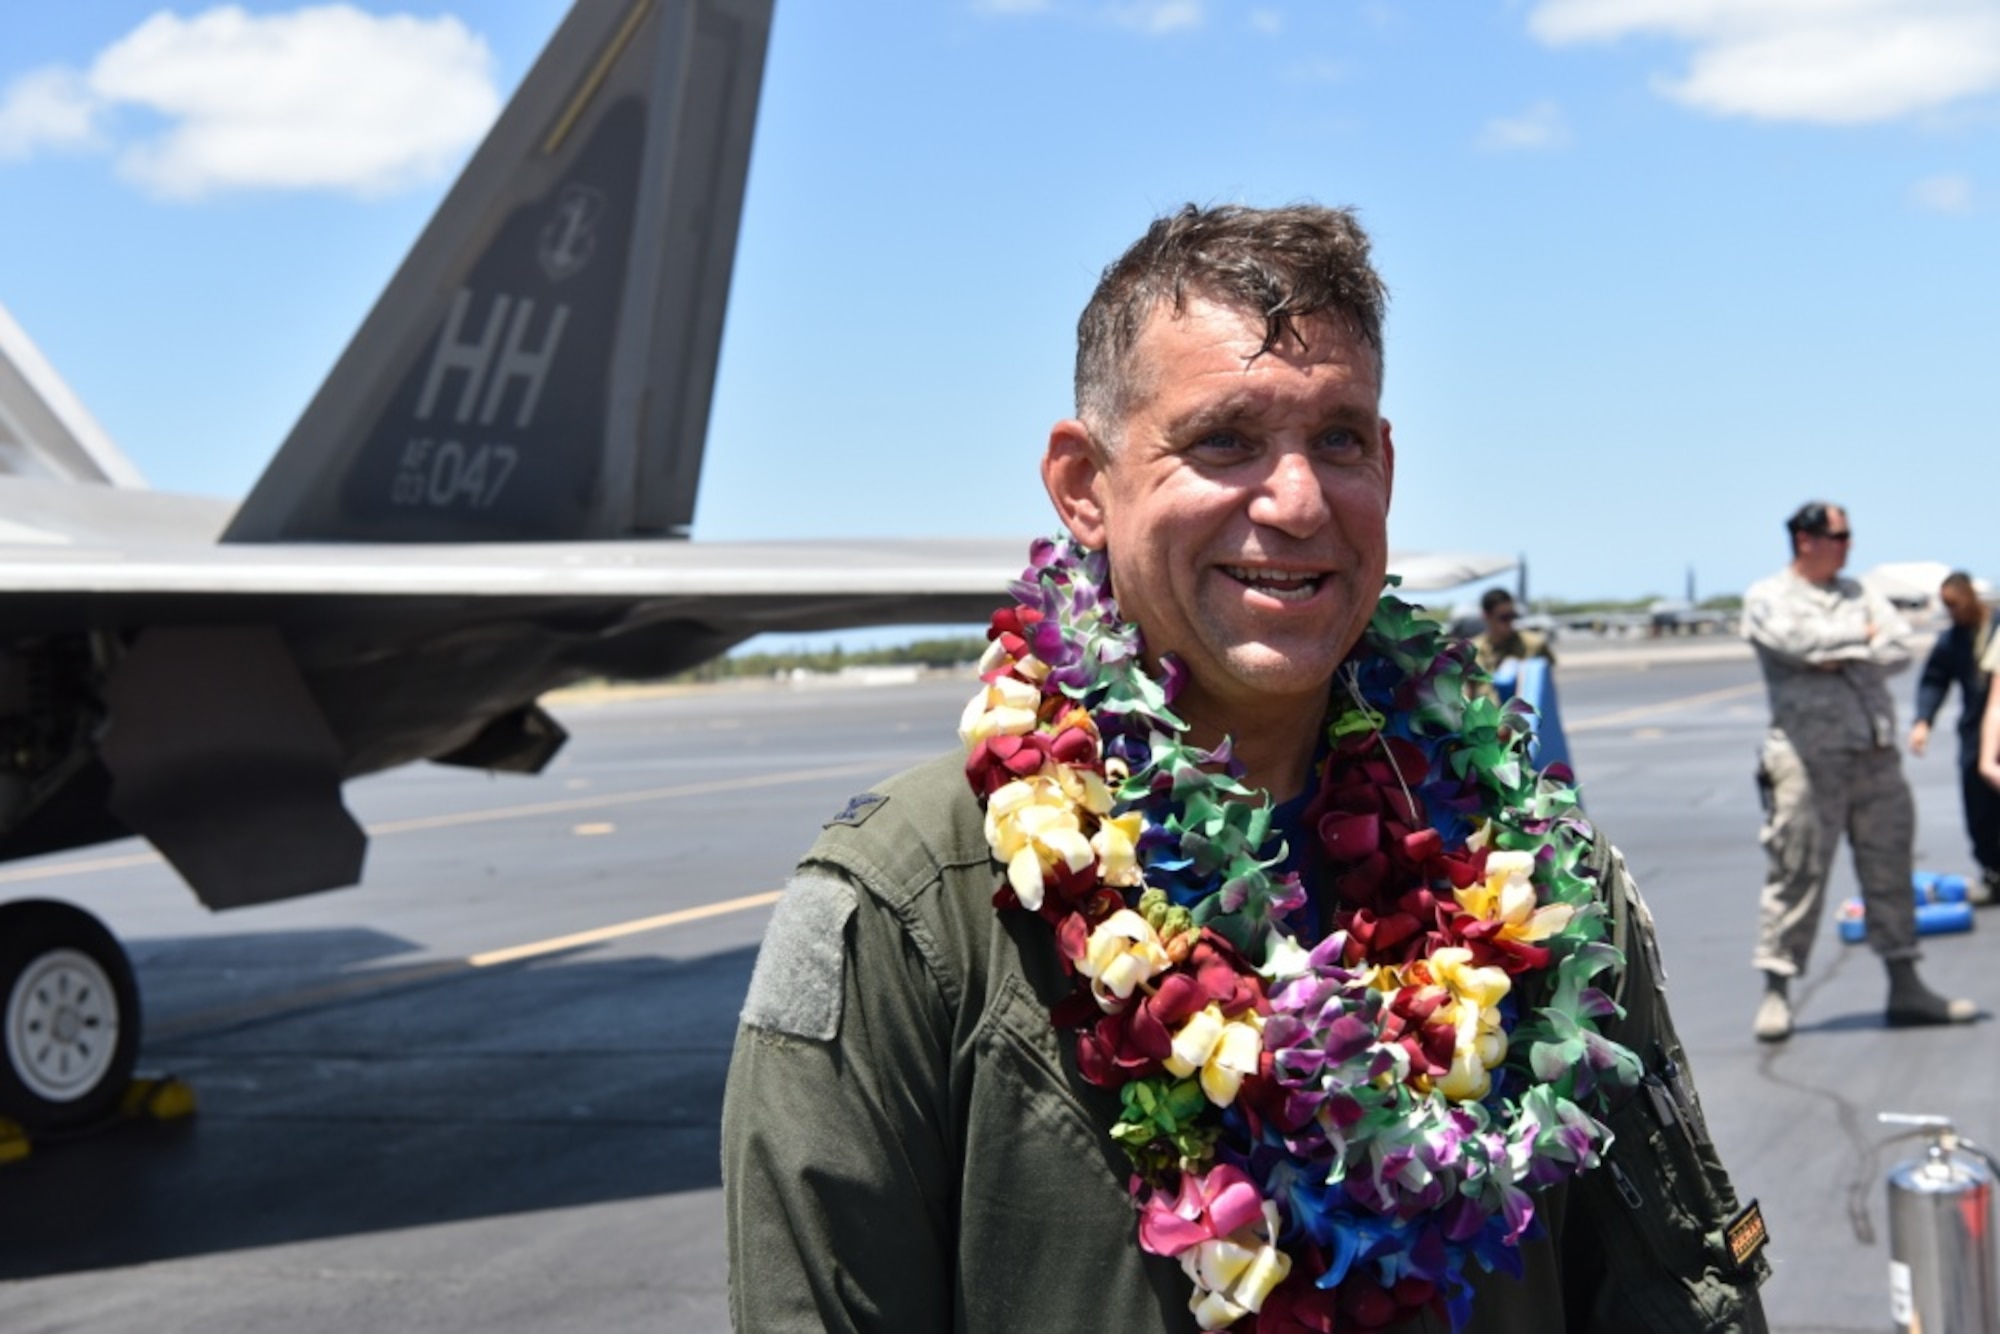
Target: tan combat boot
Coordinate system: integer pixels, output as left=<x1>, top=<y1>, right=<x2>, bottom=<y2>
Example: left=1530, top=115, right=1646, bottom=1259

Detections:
left=1753, top=973, right=1792, bottom=1042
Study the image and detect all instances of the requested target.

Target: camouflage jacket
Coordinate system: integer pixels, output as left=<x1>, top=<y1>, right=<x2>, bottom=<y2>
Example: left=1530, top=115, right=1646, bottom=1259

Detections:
left=1474, top=628, right=1554, bottom=680
left=1743, top=567, right=1912, bottom=752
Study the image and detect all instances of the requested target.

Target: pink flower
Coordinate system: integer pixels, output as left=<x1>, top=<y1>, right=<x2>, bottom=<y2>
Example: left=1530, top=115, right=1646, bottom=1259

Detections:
left=1138, top=1163, right=1268, bottom=1256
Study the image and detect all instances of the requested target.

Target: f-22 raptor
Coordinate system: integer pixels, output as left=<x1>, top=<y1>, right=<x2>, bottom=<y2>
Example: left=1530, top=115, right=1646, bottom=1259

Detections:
left=0, top=0, right=1510, bottom=1132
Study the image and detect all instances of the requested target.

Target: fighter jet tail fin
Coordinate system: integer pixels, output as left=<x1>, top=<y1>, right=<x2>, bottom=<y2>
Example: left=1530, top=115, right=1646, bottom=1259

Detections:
left=222, top=0, right=771, bottom=544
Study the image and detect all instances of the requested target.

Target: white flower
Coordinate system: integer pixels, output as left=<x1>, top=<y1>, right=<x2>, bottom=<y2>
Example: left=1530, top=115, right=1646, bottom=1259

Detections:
left=1164, top=1003, right=1266, bottom=1107
left=958, top=674, right=1042, bottom=746
left=983, top=776, right=1093, bottom=911
left=1078, top=909, right=1171, bottom=1009
left=1183, top=1200, right=1292, bottom=1329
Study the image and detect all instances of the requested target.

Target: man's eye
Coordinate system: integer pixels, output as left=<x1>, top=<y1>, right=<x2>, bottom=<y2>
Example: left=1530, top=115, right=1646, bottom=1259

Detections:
left=1317, top=428, right=1362, bottom=454
left=1191, top=432, right=1248, bottom=455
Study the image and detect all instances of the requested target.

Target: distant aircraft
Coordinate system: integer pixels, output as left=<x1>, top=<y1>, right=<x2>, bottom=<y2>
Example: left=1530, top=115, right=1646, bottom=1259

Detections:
left=0, top=0, right=1510, bottom=1132
left=1646, top=567, right=1736, bottom=634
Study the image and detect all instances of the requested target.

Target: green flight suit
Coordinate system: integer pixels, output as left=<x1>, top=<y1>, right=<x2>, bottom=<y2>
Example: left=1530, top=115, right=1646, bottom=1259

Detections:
left=723, top=752, right=1769, bottom=1333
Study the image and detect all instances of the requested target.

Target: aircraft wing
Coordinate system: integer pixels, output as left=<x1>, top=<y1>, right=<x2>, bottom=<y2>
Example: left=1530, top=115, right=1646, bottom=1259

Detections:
left=1386, top=550, right=1515, bottom=592
left=0, top=535, right=1506, bottom=605
left=0, top=527, right=1504, bottom=911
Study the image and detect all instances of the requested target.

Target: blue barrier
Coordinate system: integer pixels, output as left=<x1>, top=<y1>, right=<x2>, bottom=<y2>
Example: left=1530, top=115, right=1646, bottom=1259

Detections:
left=1840, top=871, right=1978, bottom=943
left=1488, top=656, right=1572, bottom=775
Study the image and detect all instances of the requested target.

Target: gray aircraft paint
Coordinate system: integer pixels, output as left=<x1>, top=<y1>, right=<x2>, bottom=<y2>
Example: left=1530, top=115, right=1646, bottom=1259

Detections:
left=333, top=99, right=643, bottom=539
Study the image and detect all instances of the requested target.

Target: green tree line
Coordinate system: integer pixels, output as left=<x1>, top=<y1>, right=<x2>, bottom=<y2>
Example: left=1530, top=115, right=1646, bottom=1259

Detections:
left=672, top=636, right=990, bottom=683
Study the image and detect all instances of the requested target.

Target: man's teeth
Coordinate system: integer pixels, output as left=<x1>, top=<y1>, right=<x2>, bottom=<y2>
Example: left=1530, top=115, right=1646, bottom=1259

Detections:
left=1224, top=566, right=1323, bottom=601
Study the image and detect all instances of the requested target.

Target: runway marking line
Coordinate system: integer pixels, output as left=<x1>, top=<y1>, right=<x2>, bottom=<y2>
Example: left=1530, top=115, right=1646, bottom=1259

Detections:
left=0, top=758, right=895, bottom=885
left=148, top=888, right=788, bottom=1041
left=1568, top=682, right=1763, bottom=733
left=468, top=890, right=783, bottom=967
left=364, top=759, right=896, bottom=835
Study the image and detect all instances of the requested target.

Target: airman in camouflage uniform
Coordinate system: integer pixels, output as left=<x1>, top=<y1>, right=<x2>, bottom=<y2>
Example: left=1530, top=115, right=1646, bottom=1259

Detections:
left=1742, top=501, right=1977, bottom=1041
left=1471, top=589, right=1554, bottom=700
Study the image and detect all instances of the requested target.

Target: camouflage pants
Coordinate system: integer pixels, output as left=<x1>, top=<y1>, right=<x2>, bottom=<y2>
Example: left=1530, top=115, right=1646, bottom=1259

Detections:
left=1754, top=731, right=1918, bottom=976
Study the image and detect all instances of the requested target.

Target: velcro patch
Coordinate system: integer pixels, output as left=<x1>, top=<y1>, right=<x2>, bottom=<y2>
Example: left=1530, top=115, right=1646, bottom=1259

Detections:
left=739, top=873, right=856, bottom=1041
left=1726, top=1199, right=1769, bottom=1268
left=826, top=792, right=888, bottom=828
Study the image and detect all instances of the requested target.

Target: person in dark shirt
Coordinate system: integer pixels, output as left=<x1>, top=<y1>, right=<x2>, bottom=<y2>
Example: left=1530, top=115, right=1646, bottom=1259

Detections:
left=1907, top=570, right=2000, bottom=903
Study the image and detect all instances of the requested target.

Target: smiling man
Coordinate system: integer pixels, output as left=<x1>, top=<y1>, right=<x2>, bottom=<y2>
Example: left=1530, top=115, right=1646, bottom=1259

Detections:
left=723, top=205, right=1767, bottom=1333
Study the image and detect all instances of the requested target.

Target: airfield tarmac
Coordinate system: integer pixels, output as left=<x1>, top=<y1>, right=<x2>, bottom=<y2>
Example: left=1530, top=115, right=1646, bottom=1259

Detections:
left=1, top=636, right=1993, bottom=1334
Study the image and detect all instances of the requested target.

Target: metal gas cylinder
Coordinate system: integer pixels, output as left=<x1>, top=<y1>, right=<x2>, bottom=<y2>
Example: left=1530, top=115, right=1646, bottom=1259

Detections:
left=1881, top=1113, right=1999, bottom=1334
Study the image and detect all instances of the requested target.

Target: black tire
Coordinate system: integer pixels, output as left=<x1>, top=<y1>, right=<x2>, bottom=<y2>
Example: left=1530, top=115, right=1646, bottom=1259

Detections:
left=0, top=899, right=141, bottom=1132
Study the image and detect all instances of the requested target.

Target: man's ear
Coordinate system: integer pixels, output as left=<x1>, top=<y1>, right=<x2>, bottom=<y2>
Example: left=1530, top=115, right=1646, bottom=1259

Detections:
left=1042, top=418, right=1108, bottom=548
left=1381, top=417, right=1395, bottom=508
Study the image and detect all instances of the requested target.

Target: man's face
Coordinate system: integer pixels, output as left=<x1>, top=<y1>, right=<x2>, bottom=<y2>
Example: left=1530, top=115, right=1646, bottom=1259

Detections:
left=1941, top=584, right=1983, bottom=628
left=1046, top=296, right=1393, bottom=728
left=1485, top=600, right=1518, bottom=637
left=1795, top=506, right=1851, bottom=582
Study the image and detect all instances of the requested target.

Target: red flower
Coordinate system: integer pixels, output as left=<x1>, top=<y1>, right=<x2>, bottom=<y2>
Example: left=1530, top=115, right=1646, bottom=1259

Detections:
left=1376, top=979, right=1455, bottom=1080
left=1245, top=1270, right=1338, bottom=1333
left=965, top=732, right=1053, bottom=797
left=1072, top=929, right=1267, bottom=1088
left=983, top=606, right=1045, bottom=667
left=1306, top=736, right=1436, bottom=916
left=1248, top=1267, right=1440, bottom=1332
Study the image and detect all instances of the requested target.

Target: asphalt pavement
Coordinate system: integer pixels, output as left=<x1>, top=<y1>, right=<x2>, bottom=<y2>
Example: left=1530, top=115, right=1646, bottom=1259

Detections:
left=0, top=640, right=1992, bottom=1334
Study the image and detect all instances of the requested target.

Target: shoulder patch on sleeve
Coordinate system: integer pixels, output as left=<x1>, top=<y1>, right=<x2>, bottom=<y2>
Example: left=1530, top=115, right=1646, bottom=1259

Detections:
left=740, top=873, right=857, bottom=1040
left=826, top=791, right=888, bottom=828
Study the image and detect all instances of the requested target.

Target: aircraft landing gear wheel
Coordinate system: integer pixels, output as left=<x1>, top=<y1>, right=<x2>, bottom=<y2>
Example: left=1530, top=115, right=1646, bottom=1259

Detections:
left=0, top=900, right=141, bottom=1133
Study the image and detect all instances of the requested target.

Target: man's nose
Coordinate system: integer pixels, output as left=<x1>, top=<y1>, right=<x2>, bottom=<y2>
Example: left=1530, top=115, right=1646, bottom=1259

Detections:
left=1248, top=447, right=1330, bottom=537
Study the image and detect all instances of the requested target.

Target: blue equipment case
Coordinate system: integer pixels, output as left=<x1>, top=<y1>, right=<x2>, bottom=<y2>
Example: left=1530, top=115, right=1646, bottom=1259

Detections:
left=1839, top=872, right=1975, bottom=943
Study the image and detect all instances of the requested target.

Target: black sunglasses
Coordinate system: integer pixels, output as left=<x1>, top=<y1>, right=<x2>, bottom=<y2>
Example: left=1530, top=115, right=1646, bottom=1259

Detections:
left=1818, top=530, right=1853, bottom=542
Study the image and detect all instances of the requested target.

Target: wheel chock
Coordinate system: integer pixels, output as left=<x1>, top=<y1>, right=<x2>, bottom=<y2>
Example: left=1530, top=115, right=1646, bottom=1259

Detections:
left=0, top=1076, right=194, bottom=1161
left=119, top=1074, right=197, bottom=1123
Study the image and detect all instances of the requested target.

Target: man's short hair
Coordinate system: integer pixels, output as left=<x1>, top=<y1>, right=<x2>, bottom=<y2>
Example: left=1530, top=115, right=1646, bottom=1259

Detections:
left=1785, top=500, right=1842, bottom=555
left=1073, top=203, right=1389, bottom=447
left=1480, top=588, right=1516, bottom=616
left=1942, top=570, right=1975, bottom=595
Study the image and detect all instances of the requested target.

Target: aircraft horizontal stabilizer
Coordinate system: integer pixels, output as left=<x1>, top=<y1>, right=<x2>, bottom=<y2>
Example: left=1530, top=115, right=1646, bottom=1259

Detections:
left=0, top=301, right=148, bottom=487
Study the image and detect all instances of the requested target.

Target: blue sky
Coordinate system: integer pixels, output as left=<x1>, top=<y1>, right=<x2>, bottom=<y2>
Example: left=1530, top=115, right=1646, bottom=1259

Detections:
left=0, top=0, right=1995, bottom=613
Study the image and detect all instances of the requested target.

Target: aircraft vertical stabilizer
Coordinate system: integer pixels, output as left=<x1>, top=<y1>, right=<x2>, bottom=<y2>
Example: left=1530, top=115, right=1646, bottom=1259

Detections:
left=222, top=0, right=771, bottom=544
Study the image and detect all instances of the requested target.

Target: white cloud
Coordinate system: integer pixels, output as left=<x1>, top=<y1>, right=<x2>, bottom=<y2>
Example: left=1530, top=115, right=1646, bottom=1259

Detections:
left=1479, top=99, right=1572, bottom=150
left=1528, top=0, right=2000, bottom=125
left=0, top=66, right=103, bottom=160
left=972, top=0, right=1202, bottom=34
left=0, top=5, right=498, bottom=199
left=1111, top=1, right=1203, bottom=35
left=1912, top=173, right=1974, bottom=212
left=1249, top=9, right=1284, bottom=36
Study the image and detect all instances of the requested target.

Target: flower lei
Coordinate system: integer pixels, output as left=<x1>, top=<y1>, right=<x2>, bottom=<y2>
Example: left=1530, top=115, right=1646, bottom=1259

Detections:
left=960, top=537, right=1642, bottom=1333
